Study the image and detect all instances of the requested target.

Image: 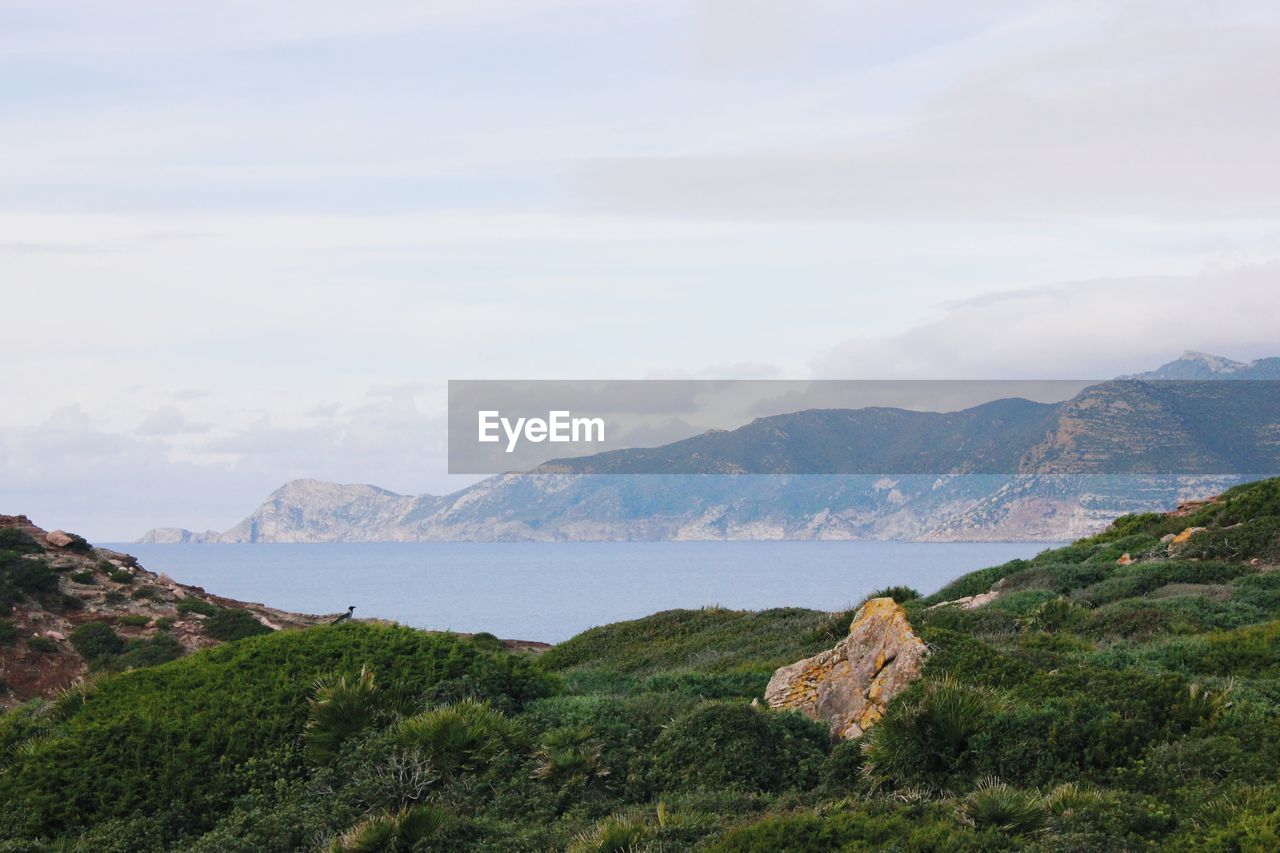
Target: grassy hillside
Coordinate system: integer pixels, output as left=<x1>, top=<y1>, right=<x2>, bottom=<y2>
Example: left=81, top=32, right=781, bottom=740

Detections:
left=1, top=480, right=1279, bottom=849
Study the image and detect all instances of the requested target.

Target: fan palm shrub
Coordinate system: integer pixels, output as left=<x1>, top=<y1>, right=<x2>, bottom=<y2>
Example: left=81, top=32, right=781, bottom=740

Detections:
left=304, top=666, right=381, bottom=765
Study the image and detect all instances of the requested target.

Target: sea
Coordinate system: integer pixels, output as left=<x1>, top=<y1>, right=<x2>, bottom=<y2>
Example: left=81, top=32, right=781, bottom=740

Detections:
left=108, top=541, right=1057, bottom=643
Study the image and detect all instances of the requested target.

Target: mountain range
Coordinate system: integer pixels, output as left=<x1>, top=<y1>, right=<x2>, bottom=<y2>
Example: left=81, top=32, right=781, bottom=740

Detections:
left=139, top=353, right=1280, bottom=543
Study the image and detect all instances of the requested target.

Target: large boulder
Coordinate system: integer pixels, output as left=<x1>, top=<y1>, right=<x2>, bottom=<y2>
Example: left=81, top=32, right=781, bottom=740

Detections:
left=765, top=597, right=928, bottom=739
left=45, top=530, right=74, bottom=548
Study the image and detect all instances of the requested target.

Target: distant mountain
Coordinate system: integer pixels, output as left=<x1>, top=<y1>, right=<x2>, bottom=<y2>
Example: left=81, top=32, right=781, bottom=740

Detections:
left=140, top=358, right=1280, bottom=543
left=1125, top=350, right=1280, bottom=380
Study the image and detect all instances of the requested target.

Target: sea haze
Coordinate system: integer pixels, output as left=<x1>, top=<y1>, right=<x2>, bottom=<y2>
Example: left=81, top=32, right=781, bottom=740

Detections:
left=110, top=541, right=1056, bottom=643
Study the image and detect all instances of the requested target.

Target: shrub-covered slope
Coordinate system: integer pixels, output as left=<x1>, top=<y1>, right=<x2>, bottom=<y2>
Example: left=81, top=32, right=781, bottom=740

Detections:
left=0, top=515, right=322, bottom=709
left=1, top=479, right=1279, bottom=850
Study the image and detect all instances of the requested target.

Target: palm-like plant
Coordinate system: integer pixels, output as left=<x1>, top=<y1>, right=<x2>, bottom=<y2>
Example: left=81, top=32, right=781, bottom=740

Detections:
left=864, top=674, right=1008, bottom=788
left=531, top=725, right=610, bottom=790
left=394, top=700, right=525, bottom=781
left=304, top=665, right=380, bottom=765
left=567, top=812, right=648, bottom=853
left=328, top=805, right=449, bottom=852
left=958, top=777, right=1047, bottom=836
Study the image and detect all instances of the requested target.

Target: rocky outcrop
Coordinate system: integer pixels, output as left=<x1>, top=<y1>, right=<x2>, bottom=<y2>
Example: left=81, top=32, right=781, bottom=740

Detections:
left=137, top=527, right=220, bottom=544
left=0, top=516, right=324, bottom=709
left=765, top=597, right=928, bottom=739
left=45, top=530, right=75, bottom=548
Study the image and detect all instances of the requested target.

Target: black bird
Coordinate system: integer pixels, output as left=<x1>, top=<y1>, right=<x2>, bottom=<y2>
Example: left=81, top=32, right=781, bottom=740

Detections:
left=331, top=606, right=355, bottom=624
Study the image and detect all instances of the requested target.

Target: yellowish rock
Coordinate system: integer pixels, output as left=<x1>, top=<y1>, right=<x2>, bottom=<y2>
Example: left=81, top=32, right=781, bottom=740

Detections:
left=764, top=597, right=928, bottom=740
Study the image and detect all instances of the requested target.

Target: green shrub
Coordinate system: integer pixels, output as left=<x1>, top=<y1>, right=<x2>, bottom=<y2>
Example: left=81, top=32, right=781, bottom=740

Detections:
left=70, top=621, right=125, bottom=660
left=868, top=585, right=921, bottom=603
left=1019, top=596, right=1088, bottom=633
left=522, top=692, right=701, bottom=801
left=958, top=779, right=1046, bottom=836
left=709, top=803, right=995, bottom=851
left=1181, top=516, right=1280, bottom=563
left=0, top=619, right=16, bottom=646
left=0, top=529, right=42, bottom=553
left=469, top=631, right=505, bottom=652
left=819, top=738, right=865, bottom=792
left=303, top=665, right=381, bottom=765
left=329, top=804, right=451, bottom=852
left=70, top=570, right=97, bottom=585
left=567, top=812, right=648, bottom=853
left=644, top=701, right=828, bottom=794
left=27, top=636, right=58, bottom=653
left=116, top=614, right=150, bottom=628
left=108, top=569, right=134, bottom=585
left=203, top=608, right=272, bottom=641
left=539, top=607, right=830, bottom=677
left=394, top=700, right=527, bottom=780
left=531, top=725, right=610, bottom=793
left=0, top=623, right=551, bottom=840
left=177, top=598, right=219, bottom=617
left=131, top=585, right=161, bottom=601
left=57, top=533, right=93, bottom=554
left=111, top=635, right=185, bottom=671
left=864, top=675, right=1007, bottom=789
left=5, top=558, right=58, bottom=597
left=155, top=617, right=176, bottom=631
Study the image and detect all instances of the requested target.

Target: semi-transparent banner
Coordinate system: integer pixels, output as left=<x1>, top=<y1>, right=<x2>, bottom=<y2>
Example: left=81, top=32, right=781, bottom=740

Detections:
left=447, top=379, right=1280, bottom=476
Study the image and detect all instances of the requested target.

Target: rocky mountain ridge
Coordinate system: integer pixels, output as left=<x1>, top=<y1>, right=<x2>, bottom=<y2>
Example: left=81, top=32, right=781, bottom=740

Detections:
left=140, top=354, right=1280, bottom=544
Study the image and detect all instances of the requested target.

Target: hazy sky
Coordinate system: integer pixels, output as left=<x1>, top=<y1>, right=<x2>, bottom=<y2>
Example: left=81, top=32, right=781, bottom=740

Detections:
left=4, top=0, right=1280, bottom=538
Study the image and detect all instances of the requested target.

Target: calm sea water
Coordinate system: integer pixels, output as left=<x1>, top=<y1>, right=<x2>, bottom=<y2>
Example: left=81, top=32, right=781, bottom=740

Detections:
left=107, top=541, right=1056, bottom=643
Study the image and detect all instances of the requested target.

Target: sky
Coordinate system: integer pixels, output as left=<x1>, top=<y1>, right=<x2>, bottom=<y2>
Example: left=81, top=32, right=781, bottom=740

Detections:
left=3, top=0, right=1280, bottom=538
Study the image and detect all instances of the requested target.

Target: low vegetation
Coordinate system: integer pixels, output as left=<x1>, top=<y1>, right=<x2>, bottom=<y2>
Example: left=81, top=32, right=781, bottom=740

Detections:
left=1, top=479, right=1279, bottom=849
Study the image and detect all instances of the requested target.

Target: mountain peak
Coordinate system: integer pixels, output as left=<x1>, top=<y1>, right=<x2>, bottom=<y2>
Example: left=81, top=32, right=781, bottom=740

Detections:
left=1126, top=352, right=1280, bottom=380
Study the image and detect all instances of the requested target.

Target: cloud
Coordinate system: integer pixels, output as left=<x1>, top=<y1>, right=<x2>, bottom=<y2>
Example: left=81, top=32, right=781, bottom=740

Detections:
left=136, top=405, right=208, bottom=436
left=811, top=263, right=1280, bottom=378
left=581, top=8, right=1280, bottom=221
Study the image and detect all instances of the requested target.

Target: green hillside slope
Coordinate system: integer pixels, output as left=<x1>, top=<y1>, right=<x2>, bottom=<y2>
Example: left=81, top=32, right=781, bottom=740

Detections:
left=3, top=480, right=1279, bottom=850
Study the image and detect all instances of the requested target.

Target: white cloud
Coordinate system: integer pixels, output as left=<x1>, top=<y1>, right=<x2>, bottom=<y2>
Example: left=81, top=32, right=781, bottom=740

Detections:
left=811, top=263, right=1280, bottom=378
left=583, top=7, right=1280, bottom=221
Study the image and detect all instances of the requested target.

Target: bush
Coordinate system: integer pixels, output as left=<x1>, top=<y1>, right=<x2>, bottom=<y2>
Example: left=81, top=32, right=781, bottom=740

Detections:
left=329, top=805, right=451, bottom=852
left=0, top=623, right=552, bottom=840
left=820, top=738, right=865, bottom=792
left=70, top=570, right=97, bottom=585
left=177, top=598, right=219, bottom=617
left=709, top=803, right=996, bottom=851
left=27, top=636, right=58, bottom=653
left=117, top=614, right=150, bottom=628
left=0, top=529, right=42, bottom=553
left=111, top=635, right=185, bottom=671
left=303, top=666, right=381, bottom=765
left=57, top=533, right=93, bottom=555
left=644, top=701, right=828, bottom=794
left=395, top=700, right=527, bottom=780
left=958, top=779, right=1046, bottom=836
left=0, top=619, right=16, bottom=646
left=131, top=585, right=161, bottom=601
left=864, top=675, right=1008, bottom=789
left=5, top=558, right=58, bottom=597
left=203, top=609, right=272, bottom=642
left=70, top=621, right=125, bottom=660
left=108, top=570, right=134, bottom=585
left=868, top=585, right=921, bottom=603
left=567, top=812, right=648, bottom=853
